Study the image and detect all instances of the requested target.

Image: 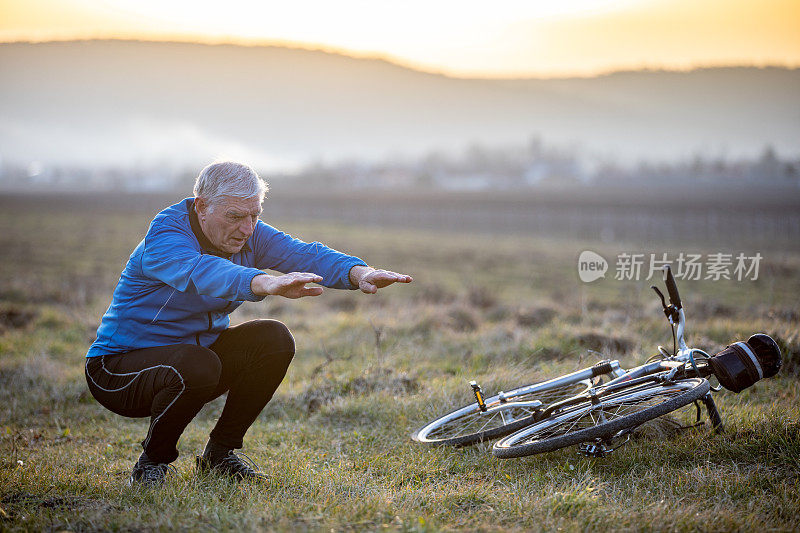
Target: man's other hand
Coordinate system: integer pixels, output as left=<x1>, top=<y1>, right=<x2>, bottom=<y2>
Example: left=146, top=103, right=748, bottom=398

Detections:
left=349, top=266, right=413, bottom=294
left=251, top=272, right=324, bottom=299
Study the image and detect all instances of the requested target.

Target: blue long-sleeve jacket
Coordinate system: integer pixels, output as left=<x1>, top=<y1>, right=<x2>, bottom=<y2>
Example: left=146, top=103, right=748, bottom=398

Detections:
left=86, top=197, right=366, bottom=357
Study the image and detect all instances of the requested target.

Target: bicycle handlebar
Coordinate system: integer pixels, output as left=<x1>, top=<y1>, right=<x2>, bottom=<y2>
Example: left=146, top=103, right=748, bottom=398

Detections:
left=663, top=265, right=682, bottom=310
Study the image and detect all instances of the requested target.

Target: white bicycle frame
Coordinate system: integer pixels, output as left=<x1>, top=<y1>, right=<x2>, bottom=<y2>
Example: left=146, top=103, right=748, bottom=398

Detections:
left=473, top=306, right=707, bottom=421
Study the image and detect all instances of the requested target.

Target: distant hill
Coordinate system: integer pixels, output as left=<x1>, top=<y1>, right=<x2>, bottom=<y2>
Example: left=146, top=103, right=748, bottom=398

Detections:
left=1, top=40, right=798, bottom=168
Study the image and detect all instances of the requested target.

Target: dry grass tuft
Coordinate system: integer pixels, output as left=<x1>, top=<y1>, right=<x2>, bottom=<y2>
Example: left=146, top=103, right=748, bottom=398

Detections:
left=0, top=305, right=37, bottom=331
left=446, top=306, right=480, bottom=332
left=515, top=306, right=558, bottom=327
left=575, top=331, right=635, bottom=354
left=301, top=367, right=420, bottom=413
left=467, top=287, right=498, bottom=310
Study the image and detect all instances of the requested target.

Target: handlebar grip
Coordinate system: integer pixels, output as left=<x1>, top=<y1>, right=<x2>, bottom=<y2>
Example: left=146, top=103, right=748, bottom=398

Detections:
left=663, top=265, right=682, bottom=309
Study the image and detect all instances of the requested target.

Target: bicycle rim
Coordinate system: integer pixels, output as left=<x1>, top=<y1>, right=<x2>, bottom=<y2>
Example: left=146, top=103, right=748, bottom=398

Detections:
left=492, top=378, right=710, bottom=458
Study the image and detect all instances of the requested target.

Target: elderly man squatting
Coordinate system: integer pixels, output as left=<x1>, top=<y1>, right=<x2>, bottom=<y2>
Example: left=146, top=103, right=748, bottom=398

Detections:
left=84, top=161, right=412, bottom=486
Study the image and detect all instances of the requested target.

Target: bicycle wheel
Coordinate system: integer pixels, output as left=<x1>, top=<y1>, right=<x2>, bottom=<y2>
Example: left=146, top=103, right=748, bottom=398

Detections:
left=412, top=380, right=591, bottom=447
left=492, top=378, right=709, bottom=458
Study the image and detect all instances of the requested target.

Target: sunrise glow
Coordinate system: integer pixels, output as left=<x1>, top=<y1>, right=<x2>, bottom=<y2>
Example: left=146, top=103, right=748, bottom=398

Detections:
left=1, top=0, right=798, bottom=77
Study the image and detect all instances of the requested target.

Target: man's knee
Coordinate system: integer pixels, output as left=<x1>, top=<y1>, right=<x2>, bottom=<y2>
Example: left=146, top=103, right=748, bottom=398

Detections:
left=242, top=319, right=296, bottom=356
left=170, top=345, right=222, bottom=390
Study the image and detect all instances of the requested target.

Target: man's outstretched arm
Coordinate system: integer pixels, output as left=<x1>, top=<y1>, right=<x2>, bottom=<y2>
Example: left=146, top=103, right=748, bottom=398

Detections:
left=252, top=221, right=412, bottom=292
left=249, top=265, right=413, bottom=299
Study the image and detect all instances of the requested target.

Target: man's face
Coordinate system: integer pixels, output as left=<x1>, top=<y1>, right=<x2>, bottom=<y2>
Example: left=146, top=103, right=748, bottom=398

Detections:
left=197, top=195, right=263, bottom=254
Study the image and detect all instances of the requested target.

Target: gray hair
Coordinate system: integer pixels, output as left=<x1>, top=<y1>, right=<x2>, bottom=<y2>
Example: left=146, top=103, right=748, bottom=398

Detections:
left=193, top=161, right=268, bottom=210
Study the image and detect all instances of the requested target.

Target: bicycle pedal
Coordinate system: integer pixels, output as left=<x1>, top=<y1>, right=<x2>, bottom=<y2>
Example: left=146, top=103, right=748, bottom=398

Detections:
left=578, top=441, right=612, bottom=458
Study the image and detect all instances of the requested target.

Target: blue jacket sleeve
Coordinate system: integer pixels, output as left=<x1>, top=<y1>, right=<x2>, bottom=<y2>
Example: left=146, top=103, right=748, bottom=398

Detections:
left=251, top=221, right=367, bottom=289
left=140, top=216, right=266, bottom=301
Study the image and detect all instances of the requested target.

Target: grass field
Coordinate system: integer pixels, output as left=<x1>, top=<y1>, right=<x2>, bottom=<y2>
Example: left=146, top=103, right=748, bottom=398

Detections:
left=0, top=194, right=799, bottom=531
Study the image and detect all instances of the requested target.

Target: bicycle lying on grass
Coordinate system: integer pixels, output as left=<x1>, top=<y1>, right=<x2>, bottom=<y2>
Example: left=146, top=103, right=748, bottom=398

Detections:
left=412, top=266, right=783, bottom=458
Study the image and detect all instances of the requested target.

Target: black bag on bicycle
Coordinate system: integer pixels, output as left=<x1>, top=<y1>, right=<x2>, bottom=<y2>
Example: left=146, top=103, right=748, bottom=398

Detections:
left=708, top=333, right=782, bottom=393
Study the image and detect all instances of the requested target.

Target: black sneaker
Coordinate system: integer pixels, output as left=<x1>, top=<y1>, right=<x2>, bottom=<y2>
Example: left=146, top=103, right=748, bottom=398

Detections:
left=128, top=453, right=176, bottom=487
left=196, top=450, right=267, bottom=482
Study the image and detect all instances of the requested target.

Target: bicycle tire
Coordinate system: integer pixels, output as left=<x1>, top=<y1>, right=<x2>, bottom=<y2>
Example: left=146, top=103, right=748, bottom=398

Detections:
left=412, top=380, right=591, bottom=447
left=492, top=378, right=710, bottom=458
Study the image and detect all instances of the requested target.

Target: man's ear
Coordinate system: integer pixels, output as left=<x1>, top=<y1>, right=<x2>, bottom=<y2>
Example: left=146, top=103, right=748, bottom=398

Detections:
left=195, top=197, right=209, bottom=217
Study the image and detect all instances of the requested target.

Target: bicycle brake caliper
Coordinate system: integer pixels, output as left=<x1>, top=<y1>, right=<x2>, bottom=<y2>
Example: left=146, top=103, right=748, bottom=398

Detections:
left=470, top=380, right=487, bottom=412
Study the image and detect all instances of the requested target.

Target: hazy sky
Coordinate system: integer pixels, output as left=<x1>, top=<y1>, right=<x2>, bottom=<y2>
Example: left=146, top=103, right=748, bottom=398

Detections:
left=1, top=0, right=799, bottom=77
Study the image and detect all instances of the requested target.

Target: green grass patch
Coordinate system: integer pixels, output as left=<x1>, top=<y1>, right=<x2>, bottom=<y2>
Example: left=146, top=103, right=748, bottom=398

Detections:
left=0, top=200, right=798, bottom=531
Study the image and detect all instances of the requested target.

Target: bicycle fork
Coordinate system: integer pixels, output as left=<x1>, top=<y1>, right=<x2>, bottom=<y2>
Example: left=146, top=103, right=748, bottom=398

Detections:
left=699, top=392, right=724, bottom=433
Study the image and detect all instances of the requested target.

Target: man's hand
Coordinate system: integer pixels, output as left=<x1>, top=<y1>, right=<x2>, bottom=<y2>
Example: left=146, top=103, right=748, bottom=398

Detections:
left=251, top=272, right=324, bottom=299
left=349, top=265, right=413, bottom=294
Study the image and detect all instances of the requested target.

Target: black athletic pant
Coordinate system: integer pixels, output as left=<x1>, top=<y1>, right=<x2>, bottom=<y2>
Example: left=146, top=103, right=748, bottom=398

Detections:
left=85, top=319, right=295, bottom=464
